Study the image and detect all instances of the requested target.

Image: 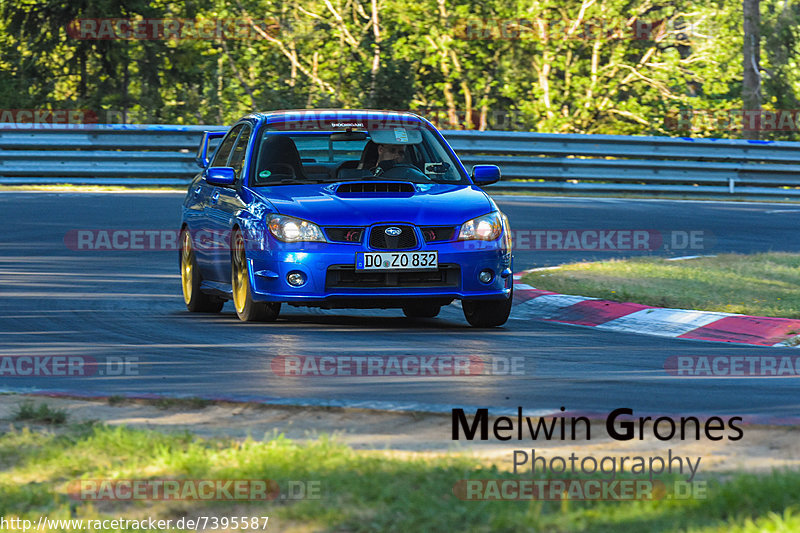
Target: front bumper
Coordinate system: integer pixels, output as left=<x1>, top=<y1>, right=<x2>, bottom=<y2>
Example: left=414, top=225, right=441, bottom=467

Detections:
left=245, top=236, right=512, bottom=305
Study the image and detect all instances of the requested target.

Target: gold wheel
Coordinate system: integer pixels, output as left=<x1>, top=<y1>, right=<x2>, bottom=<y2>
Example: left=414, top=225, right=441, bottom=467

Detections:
left=232, top=232, right=248, bottom=315
left=179, top=227, right=224, bottom=313
left=230, top=228, right=279, bottom=322
left=180, top=230, right=193, bottom=305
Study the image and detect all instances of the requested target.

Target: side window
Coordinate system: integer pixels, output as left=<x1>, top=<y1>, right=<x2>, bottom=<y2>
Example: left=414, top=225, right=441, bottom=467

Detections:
left=210, top=124, right=243, bottom=167
left=228, top=125, right=252, bottom=183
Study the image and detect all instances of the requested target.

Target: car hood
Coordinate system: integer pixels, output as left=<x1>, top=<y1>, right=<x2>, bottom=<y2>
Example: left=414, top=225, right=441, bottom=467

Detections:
left=250, top=182, right=495, bottom=226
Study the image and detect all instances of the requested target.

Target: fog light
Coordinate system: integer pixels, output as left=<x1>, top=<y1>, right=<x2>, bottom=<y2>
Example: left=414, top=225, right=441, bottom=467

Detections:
left=287, top=271, right=306, bottom=286
left=478, top=269, right=494, bottom=283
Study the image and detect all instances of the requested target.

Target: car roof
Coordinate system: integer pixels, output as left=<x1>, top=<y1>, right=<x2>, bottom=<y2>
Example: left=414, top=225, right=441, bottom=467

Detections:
left=243, top=109, right=426, bottom=126
left=252, top=109, right=422, bottom=119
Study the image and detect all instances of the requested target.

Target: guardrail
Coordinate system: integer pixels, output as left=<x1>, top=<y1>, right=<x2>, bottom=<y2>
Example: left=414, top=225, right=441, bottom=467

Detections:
left=0, top=124, right=209, bottom=186
left=2, top=123, right=800, bottom=197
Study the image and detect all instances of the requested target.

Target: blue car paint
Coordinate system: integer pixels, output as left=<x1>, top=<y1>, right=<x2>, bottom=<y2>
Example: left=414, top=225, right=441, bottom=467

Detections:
left=251, top=183, right=493, bottom=226
left=181, top=110, right=512, bottom=307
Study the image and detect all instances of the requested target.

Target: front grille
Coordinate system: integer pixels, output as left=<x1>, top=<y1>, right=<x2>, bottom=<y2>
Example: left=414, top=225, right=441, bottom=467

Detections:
left=325, top=227, right=364, bottom=243
left=369, top=225, right=417, bottom=250
left=421, top=226, right=456, bottom=242
left=326, top=264, right=460, bottom=289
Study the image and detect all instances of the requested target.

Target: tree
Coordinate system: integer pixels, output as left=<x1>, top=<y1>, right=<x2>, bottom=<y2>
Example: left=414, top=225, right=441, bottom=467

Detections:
left=743, top=0, right=761, bottom=139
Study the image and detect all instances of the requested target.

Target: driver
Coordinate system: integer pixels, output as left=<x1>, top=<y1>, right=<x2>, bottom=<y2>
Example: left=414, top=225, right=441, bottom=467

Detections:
left=372, top=143, right=406, bottom=176
left=376, top=143, right=406, bottom=164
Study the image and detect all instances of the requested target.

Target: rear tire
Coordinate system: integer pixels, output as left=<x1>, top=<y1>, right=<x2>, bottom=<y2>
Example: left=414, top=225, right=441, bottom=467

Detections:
left=232, top=229, right=280, bottom=322
left=180, top=228, right=224, bottom=313
left=462, top=285, right=513, bottom=328
left=402, top=303, right=441, bottom=318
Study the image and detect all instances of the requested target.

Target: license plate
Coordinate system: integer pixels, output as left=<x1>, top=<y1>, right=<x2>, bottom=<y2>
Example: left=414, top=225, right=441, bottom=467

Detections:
left=356, top=251, right=438, bottom=270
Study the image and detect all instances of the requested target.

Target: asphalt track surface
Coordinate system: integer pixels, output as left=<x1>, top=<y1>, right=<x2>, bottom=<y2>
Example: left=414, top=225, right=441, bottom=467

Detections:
left=2, top=192, right=800, bottom=422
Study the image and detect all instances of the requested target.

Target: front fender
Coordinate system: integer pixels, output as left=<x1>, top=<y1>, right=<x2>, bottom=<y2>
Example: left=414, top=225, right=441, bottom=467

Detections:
left=235, top=209, right=270, bottom=257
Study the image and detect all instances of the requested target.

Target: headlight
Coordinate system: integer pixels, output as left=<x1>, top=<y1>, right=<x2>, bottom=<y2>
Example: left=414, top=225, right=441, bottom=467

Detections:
left=267, top=215, right=325, bottom=242
left=458, top=212, right=503, bottom=241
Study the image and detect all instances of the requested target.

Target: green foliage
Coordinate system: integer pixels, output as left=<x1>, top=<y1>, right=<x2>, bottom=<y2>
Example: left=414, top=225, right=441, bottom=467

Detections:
left=153, top=396, right=214, bottom=409
left=522, top=253, right=800, bottom=318
left=4, top=422, right=800, bottom=531
left=1, top=0, right=799, bottom=138
left=13, top=400, right=68, bottom=424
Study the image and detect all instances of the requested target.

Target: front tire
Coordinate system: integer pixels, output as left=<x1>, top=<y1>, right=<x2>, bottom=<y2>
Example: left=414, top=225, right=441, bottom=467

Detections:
left=462, top=286, right=513, bottom=328
left=180, top=228, right=224, bottom=313
left=232, top=229, right=280, bottom=322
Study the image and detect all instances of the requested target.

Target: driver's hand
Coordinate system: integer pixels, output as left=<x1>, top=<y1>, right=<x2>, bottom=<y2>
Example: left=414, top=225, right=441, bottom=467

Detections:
left=375, top=160, right=397, bottom=173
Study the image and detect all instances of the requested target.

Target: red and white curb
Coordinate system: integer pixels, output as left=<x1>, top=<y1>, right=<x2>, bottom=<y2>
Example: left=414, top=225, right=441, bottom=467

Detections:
left=511, top=275, right=800, bottom=347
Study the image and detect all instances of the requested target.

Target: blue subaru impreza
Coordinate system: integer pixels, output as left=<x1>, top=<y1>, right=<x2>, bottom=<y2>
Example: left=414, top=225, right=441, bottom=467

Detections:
left=180, top=110, right=513, bottom=327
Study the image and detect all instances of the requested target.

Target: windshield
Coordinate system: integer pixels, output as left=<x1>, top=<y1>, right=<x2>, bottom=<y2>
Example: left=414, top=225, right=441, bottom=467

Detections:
left=250, top=124, right=468, bottom=186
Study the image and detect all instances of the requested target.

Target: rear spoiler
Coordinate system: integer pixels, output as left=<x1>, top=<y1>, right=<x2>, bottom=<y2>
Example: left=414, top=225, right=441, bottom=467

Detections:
left=195, top=130, right=228, bottom=168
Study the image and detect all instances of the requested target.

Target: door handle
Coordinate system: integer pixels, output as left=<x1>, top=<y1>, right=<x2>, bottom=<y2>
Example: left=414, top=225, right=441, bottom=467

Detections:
left=211, top=190, right=220, bottom=205
left=193, top=185, right=202, bottom=195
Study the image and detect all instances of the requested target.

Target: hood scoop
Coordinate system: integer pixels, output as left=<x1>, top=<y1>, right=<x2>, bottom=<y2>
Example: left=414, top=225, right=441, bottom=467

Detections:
left=334, top=181, right=416, bottom=195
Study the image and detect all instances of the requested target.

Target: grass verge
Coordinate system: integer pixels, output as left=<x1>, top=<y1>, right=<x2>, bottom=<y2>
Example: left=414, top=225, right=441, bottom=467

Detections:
left=2, top=422, right=800, bottom=532
left=521, top=253, right=800, bottom=318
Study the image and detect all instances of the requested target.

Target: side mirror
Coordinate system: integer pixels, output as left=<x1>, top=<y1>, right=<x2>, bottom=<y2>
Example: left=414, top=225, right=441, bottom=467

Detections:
left=472, top=165, right=501, bottom=186
left=206, top=167, right=235, bottom=186
left=196, top=130, right=227, bottom=168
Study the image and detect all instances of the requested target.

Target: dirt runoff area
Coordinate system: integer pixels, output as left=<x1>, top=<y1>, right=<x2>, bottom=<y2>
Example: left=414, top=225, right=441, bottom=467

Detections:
left=2, top=393, right=800, bottom=477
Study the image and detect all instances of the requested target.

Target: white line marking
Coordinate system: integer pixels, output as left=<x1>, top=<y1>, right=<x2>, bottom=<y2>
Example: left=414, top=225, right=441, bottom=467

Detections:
left=596, top=308, right=732, bottom=337
left=772, top=336, right=800, bottom=348
left=665, top=255, right=717, bottom=261
left=515, top=293, right=596, bottom=319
